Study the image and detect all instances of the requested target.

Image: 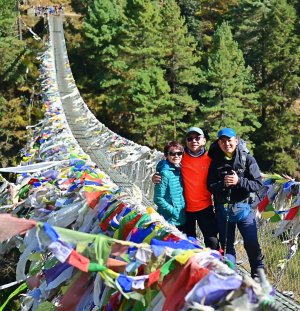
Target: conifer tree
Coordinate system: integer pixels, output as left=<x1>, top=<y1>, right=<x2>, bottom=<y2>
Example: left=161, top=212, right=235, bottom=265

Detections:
left=85, top=0, right=172, bottom=147
left=229, top=0, right=300, bottom=174
left=0, top=0, right=32, bottom=167
left=114, top=0, right=173, bottom=147
left=159, top=0, right=201, bottom=138
left=175, top=0, right=202, bottom=42
left=199, top=22, right=260, bottom=142
left=83, top=0, right=128, bottom=131
left=194, top=0, right=237, bottom=50
left=0, top=0, right=25, bottom=84
left=83, top=0, right=124, bottom=84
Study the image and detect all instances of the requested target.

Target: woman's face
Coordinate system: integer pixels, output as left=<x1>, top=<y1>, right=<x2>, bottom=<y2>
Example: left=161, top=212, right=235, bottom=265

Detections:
left=166, top=148, right=184, bottom=165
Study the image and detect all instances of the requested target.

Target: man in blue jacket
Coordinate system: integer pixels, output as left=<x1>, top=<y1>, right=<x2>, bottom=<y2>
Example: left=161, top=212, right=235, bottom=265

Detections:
left=207, top=127, right=264, bottom=278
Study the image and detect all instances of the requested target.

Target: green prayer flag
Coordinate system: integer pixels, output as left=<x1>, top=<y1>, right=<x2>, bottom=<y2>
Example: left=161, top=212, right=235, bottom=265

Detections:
left=88, top=262, right=107, bottom=272
left=0, top=283, right=27, bottom=311
left=36, top=302, right=56, bottom=311
left=160, top=258, right=176, bottom=277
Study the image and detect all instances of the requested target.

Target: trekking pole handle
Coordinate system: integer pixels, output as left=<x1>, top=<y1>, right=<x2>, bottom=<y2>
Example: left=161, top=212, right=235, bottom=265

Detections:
left=226, top=187, right=232, bottom=203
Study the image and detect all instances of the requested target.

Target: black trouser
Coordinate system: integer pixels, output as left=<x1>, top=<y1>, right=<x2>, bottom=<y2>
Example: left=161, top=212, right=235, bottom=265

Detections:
left=183, top=206, right=219, bottom=250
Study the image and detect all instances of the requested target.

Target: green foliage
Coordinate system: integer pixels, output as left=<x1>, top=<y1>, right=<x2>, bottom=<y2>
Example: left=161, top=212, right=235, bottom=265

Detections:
left=175, top=0, right=202, bottom=42
left=105, top=0, right=171, bottom=146
left=83, top=0, right=126, bottom=115
left=0, top=0, right=18, bottom=37
left=254, top=109, right=299, bottom=174
left=82, top=0, right=205, bottom=148
left=70, top=0, right=300, bottom=175
left=0, top=37, right=26, bottom=84
left=0, top=248, right=21, bottom=311
left=190, top=0, right=237, bottom=50
left=0, top=0, right=43, bottom=168
left=84, top=0, right=123, bottom=53
left=198, top=22, right=260, bottom=142
left=0, top=98, right=29, bottom=167
left=0, top=0, right=26, bottom=85
left=260, top=0, right=300, bottom=105
left=229, top=0, right=300, bottom=173
left=128, top=67, right=172, bottom=146
left=159, top=0, right=201, bottom=139
left=0, top=96, right=7, bottom=118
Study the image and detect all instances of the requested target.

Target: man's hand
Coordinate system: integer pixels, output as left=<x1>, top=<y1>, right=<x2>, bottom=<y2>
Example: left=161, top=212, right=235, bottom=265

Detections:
left=152, top=173, right=161, bottom=184
left=224, top=170, right=239, bottom=187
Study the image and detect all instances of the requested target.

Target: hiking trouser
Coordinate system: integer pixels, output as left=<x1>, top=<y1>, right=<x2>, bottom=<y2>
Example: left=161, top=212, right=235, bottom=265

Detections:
left=216, top=207, right=264, bottom=278
left=183, top=206, right=219, bottom=250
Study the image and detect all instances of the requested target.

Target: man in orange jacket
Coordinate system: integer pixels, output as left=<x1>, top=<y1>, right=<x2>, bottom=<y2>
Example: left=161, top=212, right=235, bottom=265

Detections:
left=153, top=127, right=219, bottom=250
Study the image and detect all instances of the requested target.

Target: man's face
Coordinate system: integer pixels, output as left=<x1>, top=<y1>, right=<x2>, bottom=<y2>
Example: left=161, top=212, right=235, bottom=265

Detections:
left=186, top=132, right=206, bottom=154
left=218, top=136, right=238, bottom=156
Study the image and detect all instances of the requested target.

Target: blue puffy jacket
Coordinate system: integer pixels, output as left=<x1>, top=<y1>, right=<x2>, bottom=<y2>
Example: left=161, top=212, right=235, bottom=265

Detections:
left=153, top=160, right=186, bottom=226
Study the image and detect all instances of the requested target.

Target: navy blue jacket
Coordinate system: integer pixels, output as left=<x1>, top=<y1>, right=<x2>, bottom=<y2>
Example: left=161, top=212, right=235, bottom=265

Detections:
left=207, top=142, right=263, bottom=204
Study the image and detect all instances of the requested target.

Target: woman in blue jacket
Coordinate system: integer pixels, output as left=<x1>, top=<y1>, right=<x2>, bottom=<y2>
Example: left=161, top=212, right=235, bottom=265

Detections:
left=154, top=141, right=186, bottom=229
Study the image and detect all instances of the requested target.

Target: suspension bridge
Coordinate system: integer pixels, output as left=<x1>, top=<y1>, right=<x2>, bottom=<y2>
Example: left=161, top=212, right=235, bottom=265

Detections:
left=0, top=14, right=300, bottom=310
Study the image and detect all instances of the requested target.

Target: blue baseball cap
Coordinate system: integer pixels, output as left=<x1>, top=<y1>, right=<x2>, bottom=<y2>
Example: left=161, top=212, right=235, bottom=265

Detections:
left=217, top=128, right=236, bottom=139
left=186, top=126, right=204, bottom=136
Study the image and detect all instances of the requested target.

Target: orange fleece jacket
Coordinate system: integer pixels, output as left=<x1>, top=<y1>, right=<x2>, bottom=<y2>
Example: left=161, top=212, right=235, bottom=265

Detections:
left=181, top=151, right=212, bottom=212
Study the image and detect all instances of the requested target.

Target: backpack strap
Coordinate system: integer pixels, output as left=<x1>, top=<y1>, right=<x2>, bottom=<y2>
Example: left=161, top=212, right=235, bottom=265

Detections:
left=241, top=153, right=247, bottom=171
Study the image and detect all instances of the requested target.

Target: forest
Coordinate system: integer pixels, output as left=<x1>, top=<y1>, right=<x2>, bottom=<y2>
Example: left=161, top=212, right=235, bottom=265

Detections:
left=1, top=0, right=300, bottom=177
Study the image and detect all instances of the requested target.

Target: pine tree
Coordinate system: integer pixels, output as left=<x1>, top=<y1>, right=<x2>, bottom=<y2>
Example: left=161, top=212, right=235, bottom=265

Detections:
left=127, top=67, right=172, bottom=147
left=199, top=22, right=260, bottom=143
left=83, top=0, right=124, bottom=83
left=0, top=0, right=17, bottom=37
left=0, top=0, right=26, bottom=84
left=229, top=0, right=300, bottom=174
left=175, top=0, right=202, bottom=42
left=255, top=0, right=300, bottom=175
left=84, top=0, right=172, bottom=147
left=113, top=0, right=173, bottom=147
left=83, top=0, right=128, bottom=130
left=159, top=0, right=201, bottom=139
left=194, top=0, right=237, bottom=50
left=0, top=0, right=30, bottom=167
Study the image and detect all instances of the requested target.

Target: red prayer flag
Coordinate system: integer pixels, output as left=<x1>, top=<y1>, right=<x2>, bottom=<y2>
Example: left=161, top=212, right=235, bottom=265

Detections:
left=162, top=233, right=182, bottom=242
left=257, top=196, right=270, bottom=213
left=284, top=206, right=300, bottom=221
left=28, top=178, right=40, bottom=185
left=85, top=174, right=102, bottom=183
left=122, top=214, right=142, bottom=240
left=66, top=250, right=90, bottom=272
left=99, top=203, right=125, bottom=231
left=62, top=177, right=76, bottom=185
left=146, top=269, right=161, bottom=287
left=84, top=191, right=105, bottom=208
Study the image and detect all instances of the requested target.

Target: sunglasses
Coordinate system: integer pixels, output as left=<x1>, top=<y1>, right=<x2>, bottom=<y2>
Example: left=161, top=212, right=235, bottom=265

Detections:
left=168, top=151, right=184, bottom=156
left=186, top=136, right=202, bottom=142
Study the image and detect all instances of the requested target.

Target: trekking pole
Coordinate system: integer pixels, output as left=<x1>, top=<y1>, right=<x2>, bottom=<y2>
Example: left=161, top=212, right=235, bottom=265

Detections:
left=223, top=187, right=231, bottom=258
